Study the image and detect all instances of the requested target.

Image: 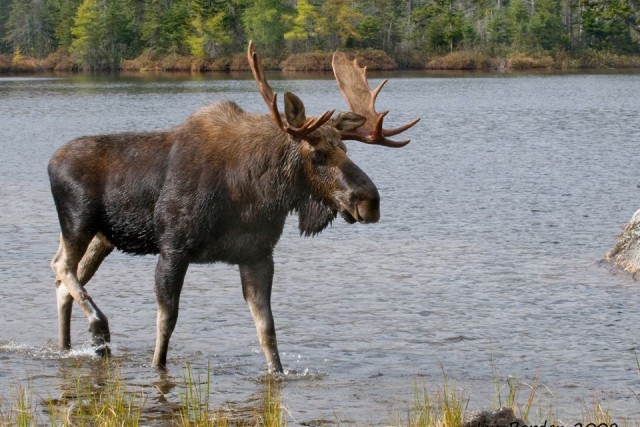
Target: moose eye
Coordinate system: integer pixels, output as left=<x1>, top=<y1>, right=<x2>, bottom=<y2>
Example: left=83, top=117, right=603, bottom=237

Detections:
left=311, top=150, right=328, bottom=166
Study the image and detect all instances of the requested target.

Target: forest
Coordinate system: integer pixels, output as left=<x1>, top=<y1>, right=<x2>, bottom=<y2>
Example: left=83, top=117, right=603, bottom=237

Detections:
left=1, top=0, right=639, bottom=71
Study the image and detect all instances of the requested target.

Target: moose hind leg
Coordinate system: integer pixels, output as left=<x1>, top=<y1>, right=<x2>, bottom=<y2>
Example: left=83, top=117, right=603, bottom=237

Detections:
left=240, top=256, right=283, bottom=374
left=53, top=240, right=73, bottom=350
left=51, top=233, right=112, bottom=354
left=152, top=252, right=189, bottom=368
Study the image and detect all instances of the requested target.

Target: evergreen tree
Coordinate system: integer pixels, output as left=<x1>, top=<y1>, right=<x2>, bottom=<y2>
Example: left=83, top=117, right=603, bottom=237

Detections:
left=284, top=0, right=323, bottom=52
left=320, top=0, right=363, bottom=49
left=355, top=15, right=384, bottom=49
left=4, top=0, right=56, bottom=57
left=141, top=0, right=190, bottom=55
left=51, top=0, right=83, bottom=49
left=0, top=0, right=638, bottom=68
left=413, top=0, right=476, bottom=53
left=0, top=0, right=12, bottom=53
left=529, top=0, right=569, bottom=50
left=364, top=0, right=406, bottom=54
left=581, top=0, right=639, bottom=52
left=241, top=0, right=291, bottom=55
left=186, top=0, right=233, bottom=58
left=70, top=0, right=135, bottom=69
left=69, top=0, right=102, bottom=67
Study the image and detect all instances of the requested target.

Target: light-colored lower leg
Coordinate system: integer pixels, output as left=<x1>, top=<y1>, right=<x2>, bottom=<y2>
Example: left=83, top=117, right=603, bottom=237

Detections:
left=56, top=280, right=73, bottom=349
left=240, top=258, right=283, bottom=374
left=152, top=305, right=177, bottom=367
left=151, top=253, right=188, bottom=368
left=246, top=301, right=282, bottom=374
left=77, top=233, right=114, bottom=284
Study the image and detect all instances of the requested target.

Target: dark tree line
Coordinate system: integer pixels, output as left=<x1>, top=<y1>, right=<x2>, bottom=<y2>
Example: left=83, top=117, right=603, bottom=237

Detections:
left=1, top=0, right=639, bottom=69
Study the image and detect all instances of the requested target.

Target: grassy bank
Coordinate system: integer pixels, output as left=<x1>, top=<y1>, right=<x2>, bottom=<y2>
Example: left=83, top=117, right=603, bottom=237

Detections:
left=2, top=49, right=640, bottom=74
left=0, top=361, right=638, bottom=427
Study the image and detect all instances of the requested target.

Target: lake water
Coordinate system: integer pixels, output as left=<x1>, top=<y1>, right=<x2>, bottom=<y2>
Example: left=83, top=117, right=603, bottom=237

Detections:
left=1, top=71, right=639, bottom=425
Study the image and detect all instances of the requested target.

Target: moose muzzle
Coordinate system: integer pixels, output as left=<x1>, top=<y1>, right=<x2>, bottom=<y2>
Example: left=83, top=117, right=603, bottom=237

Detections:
left=338, top=160, right=380, bottom=224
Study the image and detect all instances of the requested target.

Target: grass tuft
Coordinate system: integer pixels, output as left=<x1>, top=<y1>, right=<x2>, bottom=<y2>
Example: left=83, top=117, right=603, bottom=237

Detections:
left=177, top=360, right=229, bottom=427
left=407, top=373, right=467, bottom=427
left=0, top=382, right=34, bottom=427
left=46, top=361, right=144, bottom=427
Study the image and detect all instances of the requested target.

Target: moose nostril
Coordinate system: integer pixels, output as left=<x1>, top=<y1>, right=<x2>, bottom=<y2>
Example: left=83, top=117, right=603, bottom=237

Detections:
left=354, top=197, right=380, bottom=223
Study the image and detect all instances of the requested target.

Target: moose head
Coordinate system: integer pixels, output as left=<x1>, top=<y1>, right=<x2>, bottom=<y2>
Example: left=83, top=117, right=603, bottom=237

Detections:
left=247, top=41, right=420, bottom=232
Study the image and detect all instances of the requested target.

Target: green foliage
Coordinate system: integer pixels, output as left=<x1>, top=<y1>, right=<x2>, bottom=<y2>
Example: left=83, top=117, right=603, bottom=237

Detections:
left=69, top=0, right=101, bottom=67
left=355, top=15, right=384, bottom=49
left=70, top=0, right=136, bottom=69
left=51, top=0, right=83, bottom=49
left=187, top=0, right=234, bottom=57
left=187, top=11, right=232, bottom=59
left=0, top=0, right=638, bottom=67
left=320, top=0, right=363, bottom=49
left=581, top=0, right=640, bottom=52
left=529, top=0, right=570, bottom=50
left=242, top=0, right=291, bottom=56
left=141, top=0, right=190, bottom=55
left=4, top=0, right=56, bottom=57
left=413, top=0, right=477, bottom=53
left=284, top=0, right=323, bottom=52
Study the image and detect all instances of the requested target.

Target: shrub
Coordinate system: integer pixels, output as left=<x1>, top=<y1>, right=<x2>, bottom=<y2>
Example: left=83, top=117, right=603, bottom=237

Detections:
left=426, top=51, right=495, bottom=70
left=507, top=54, right=554, bottom=70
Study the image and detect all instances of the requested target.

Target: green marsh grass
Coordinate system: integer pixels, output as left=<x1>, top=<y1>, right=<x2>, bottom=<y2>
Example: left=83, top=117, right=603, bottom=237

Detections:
left=0, top=382, right=33, bottom=427
left=492, top=374, right=540, bottom=421
left=1, top=362, right=639, bottom=427
left=177, top=361, right=230, bottom=427
left=258, top=376, right=286, bottom=427
left=47, top=362, right=144, bottom=427
left=407, top=374, right=467, bottom=427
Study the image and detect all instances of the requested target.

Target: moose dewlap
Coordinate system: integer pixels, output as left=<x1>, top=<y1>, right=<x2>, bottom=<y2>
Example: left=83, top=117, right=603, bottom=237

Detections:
left=48, top=41, right=419, bottom=373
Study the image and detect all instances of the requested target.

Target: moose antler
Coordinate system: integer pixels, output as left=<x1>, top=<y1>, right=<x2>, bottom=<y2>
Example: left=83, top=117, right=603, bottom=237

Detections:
left=332, top=52, right=420, bottom=147
left=248, top=41, right=334, bottom=139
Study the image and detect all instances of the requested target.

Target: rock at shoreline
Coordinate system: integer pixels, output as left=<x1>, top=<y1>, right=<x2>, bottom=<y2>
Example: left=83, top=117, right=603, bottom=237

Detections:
left=463, top=407, right=525, bottom=427
left=603, top=209, right=640, bottom=275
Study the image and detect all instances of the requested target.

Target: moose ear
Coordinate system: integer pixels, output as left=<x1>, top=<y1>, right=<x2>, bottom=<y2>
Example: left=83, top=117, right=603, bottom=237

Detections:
left=334, top=112, right=366, bottom=132
left=284, top=92, right=307, bottom=128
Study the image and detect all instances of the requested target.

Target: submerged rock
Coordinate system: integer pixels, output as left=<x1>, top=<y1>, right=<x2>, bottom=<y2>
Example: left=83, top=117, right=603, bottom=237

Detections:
left=463, top=407, right=525, bottom=427
left=603, top=209, right=640, bottom=275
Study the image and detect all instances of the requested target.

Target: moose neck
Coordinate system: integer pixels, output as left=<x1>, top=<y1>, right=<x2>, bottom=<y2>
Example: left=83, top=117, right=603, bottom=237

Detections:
left=245, top=125, right=336, bottom=237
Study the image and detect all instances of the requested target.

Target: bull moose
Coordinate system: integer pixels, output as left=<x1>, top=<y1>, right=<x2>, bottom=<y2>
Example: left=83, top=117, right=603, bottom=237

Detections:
left=48, top=42, right=419, bottom=373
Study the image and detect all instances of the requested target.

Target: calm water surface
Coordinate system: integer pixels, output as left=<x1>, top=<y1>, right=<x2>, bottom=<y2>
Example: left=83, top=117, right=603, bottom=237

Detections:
left=1, top=71, right=640, bottom=424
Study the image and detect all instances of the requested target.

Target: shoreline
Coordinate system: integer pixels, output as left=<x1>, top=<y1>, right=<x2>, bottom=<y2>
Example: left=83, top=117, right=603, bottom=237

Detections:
left=2, top=49, right=640, bottom=75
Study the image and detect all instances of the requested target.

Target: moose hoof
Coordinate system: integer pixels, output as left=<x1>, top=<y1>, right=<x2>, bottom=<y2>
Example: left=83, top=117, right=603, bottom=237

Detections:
left=89, top=319, right=111, bottom=357
left=94, top=343, right=111, bottom=357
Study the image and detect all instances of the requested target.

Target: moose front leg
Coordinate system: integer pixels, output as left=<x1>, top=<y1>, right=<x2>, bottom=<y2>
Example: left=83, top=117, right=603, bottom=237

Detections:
left=240, top=256, right=283, bottom=374
left=152, top=252, right=188, bottom=368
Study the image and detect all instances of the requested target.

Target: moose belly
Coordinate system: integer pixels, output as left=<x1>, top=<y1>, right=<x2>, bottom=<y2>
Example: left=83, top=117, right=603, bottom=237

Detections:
left=101, top=200, right=159, bottom=255
left=190, top=221, right=285, bottom=265
left=102, top=216, right=159, bottom=255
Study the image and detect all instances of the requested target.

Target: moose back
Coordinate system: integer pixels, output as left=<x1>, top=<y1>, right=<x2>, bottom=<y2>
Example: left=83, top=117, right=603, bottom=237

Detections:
left=48, top=42, right=419, bottom=373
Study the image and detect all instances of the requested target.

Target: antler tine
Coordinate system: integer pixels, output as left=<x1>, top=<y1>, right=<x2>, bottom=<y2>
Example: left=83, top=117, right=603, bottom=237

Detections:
left=248, top=40, right=284, bottom=130
left=370, top=79, right=387, bottom=111
left=332, top=52, right=420, bottom=147
left=302, top=109, right=336, bottom=134
left=383, top=117, right=421, bottom=137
